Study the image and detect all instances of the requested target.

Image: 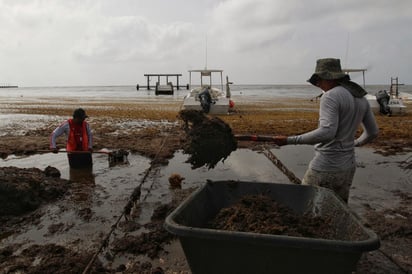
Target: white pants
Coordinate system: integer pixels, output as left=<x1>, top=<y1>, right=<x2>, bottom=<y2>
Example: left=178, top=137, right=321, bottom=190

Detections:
left=302, top=166, right=356, bottom=203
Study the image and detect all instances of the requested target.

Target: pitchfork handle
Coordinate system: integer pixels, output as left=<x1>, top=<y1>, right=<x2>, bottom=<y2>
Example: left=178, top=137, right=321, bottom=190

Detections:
left=235, top=134, right=277, bottom=142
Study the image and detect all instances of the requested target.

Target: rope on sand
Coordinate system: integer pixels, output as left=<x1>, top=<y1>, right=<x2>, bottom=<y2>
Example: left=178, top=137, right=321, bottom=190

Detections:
left=82, top=135, right=169, bottom=274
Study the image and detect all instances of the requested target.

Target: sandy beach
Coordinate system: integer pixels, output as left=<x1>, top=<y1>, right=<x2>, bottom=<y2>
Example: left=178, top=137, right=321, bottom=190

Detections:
left=1, top=95, right=411, bottom=273
left=2, top=0, right=412, bottom=272
left=1, top=95, right=411, bottom=157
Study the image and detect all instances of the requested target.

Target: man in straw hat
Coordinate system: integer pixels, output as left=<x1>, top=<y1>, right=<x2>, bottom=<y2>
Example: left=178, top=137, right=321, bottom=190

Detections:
left=273, top=58, right=378, bottom=203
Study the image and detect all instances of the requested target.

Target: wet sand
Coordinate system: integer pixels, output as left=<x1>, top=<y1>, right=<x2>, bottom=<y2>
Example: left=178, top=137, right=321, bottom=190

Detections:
left=0, top=95, right=411, bottom=273
left=0, top=95, right=411, bottom=157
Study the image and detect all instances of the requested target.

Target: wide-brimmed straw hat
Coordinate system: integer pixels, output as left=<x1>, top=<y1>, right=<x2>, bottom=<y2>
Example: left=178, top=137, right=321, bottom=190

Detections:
left=308, top=58, right=349, bottom=86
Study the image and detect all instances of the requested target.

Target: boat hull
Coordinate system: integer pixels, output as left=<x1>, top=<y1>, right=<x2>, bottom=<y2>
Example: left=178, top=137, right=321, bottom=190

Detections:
left=366, top=95, right=407, bottom=115
left=155, top=84, right=174, bottom=95
left=184, top=69, right=233, bottom=115
left=182, top=96, right=230, bottom=114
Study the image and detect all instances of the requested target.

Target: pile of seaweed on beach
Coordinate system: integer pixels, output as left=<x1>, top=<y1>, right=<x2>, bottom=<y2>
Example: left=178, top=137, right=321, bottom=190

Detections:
left=0, top=166, right=68, bottom=217
left=178, top=109, right=237, bottom=169
left=208, top=194, right=339, bottom=240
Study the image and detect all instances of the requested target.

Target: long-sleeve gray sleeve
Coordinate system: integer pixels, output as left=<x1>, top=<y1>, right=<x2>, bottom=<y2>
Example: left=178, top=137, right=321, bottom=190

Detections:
left=86, top=123, right=93, bottom=149
left=50, top=121, right=70, bottom=149
left=287, top=91, right=339, bottom=145
left=285, top=86, right=379, bottom=171
left=354, top=105, right=379, bottom=146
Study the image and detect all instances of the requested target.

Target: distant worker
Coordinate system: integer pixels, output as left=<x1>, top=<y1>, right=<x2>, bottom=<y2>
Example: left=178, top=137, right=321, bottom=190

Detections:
left=375, top=90, right=392, bottom=116
left=272, top=58, right=379, bottom=203
left=50, top=108, right=93, bottom=168
left=198, top=86, right=213, bottom=113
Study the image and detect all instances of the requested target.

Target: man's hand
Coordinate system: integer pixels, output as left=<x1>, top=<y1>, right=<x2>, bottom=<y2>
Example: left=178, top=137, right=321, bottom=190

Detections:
left=273, top=136, right=288, bottom=146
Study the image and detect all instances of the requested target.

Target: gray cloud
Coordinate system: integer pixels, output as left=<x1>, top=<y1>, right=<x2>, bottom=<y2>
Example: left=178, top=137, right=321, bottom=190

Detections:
left=0, top=0, right=411, bottom=86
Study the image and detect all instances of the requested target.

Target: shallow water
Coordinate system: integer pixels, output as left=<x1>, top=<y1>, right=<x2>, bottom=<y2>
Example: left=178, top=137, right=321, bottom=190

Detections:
left=0, top=152, right=151, bottom=249
left=0, top=148, right=291, bottom=250
left=1, top=144, right=411, bottom=273
left=272, top=145, right=412, bottom=214
left=0, top=114, right=62, bottom=136
left=2, top=146, right=411, bottom=225
left=2, top=84, right=411, bottom=101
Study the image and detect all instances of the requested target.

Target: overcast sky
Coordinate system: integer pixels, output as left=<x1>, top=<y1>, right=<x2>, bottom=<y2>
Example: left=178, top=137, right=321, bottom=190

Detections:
left=1, top=0, right=411, bottom=87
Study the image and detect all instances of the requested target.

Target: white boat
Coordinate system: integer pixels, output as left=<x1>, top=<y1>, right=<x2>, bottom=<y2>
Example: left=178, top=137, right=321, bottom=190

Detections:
left=366, top=94, right=407, bottom=115
left=182, top=69, right=234, bottom=114
left=366, top=77, right=407, bottom=115
left=342, top=69, right=407, bottom=115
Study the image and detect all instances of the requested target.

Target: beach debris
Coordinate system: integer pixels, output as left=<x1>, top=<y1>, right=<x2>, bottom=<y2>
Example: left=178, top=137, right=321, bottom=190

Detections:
left=44, top=166, right=61, bottom=178
left=0, top=243, right=105, bottom=273
left=208, top=194, right=337, bottom=239
left=124, top=185, right=141, bottom=217
left=178, top=110, right=237, bottom=169
left=178, top=109, right=207, bottom=128
left=178, top=110, right=303, bottom=185
left=168, top=173, right=185, bottom=189
left=113, top=203, right=177, bottom=259
left=108, top=149, right=129, bottom=167
left=0, top=166, right=69, bottom=216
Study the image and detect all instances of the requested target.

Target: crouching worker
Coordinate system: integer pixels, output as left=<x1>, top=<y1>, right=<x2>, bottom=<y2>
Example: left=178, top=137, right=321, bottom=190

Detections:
left=198, top=86, right=213, bottom=113
left=50, top=108, right=93, bottom=168
left=375, top=90, right=392, bottom=116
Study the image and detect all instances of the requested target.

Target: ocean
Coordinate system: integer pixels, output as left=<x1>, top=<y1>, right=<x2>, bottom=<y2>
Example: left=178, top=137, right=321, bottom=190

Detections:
left=1, top=84, right=411, bottom=101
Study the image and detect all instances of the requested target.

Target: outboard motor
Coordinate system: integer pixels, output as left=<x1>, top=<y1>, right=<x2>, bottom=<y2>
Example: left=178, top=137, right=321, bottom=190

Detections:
left=375, top=90, right=392, bottom=116
left=198, top=88, right=212, bottom=113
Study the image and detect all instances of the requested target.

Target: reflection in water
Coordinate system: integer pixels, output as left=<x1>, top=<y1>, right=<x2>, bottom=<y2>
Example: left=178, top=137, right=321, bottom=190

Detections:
left=69, top=167, right=95, bottom=221
left=69, top=166, right=94, bottom=183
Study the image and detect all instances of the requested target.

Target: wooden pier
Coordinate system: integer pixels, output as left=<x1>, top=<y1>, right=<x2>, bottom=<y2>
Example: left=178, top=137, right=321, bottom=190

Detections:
left=137, top=74, right=188, bottom=95
left=0, top=84, right=18, bottom=88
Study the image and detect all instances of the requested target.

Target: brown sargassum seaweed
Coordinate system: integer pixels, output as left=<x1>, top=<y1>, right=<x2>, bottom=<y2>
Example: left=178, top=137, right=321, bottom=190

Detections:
left=178, top=109, right=237, bottom=169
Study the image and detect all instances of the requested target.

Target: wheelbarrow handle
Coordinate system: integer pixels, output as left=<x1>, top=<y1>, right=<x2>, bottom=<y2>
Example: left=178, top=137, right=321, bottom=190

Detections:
left=234, top=134, right=277, bottom=142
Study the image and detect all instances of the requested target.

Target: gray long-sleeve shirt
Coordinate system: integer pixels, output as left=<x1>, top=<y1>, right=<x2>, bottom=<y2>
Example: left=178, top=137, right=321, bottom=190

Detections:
left=287, top=85, right=378, bottom=172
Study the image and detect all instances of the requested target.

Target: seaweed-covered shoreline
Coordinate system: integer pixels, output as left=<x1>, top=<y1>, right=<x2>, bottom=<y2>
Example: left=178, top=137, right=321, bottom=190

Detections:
left=1, top=97, right=411, bottom=273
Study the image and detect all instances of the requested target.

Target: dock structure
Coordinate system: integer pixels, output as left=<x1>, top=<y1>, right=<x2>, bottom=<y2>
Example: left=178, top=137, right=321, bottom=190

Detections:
left=137, top=74, right=188, bottom=95
left=0, top=84, right=18, bottom=88
left=389, top=77, right=404, bottom=98
left=342, top=68, right=367, bottom=87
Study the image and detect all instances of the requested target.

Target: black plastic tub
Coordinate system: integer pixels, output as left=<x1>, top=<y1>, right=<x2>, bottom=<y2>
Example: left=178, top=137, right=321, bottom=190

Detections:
left=165, top=181, right=380, bottom=274
left=67, top=153, right=92, bottom=168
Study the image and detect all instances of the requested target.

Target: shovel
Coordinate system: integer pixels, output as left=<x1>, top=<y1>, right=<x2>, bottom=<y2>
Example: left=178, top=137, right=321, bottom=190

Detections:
left=235, top=134, right=277, bottom=142
left=234, top=134, right=301, bottom=184
left=39, top=148, right=130, bottom=167
left=178, top=110, right=302, bottom=184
